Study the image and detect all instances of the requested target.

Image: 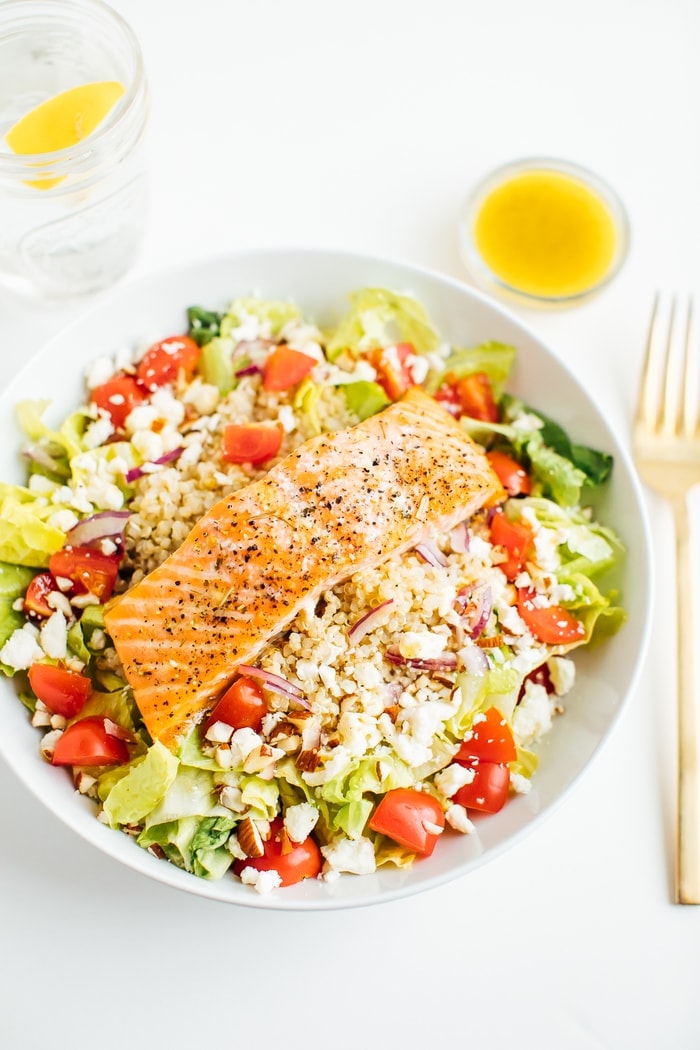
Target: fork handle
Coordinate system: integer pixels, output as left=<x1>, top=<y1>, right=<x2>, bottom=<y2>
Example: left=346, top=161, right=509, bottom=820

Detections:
left=673, top=494, right=700, bottom=903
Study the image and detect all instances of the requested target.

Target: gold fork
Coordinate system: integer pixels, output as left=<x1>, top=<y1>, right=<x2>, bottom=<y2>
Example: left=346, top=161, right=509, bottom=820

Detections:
left=634, top=294, right=700, bottom=904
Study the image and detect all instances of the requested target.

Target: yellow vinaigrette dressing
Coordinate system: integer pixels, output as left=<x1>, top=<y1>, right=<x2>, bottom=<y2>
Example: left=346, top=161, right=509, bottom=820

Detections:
left=473, top=169, right=619, bottom=300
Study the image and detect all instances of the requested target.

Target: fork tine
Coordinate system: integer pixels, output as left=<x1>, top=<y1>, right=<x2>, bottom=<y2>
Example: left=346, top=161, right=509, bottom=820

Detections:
left=636, top=292, right=664, bottom=431
left=680, top=297, right=698, bottom=437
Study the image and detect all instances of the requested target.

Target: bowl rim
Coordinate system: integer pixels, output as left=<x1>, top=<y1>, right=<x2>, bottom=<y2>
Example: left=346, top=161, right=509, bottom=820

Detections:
left=458, top=156, right=631, bottom=308
left=0, top=245, right=654, bottom=909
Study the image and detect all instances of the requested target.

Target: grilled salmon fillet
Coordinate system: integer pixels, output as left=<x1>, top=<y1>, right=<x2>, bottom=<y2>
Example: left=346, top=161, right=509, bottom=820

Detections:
left=104, top=387, right=504, bottom=748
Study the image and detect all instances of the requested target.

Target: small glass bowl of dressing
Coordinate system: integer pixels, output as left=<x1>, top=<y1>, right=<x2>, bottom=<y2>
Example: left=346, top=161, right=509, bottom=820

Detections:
left=458, top=157, right=630, bottom=308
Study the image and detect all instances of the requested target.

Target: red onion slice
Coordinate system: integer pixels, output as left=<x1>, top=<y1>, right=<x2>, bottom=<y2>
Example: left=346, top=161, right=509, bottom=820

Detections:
left=66, top=510, right=131, bottom=551
left=414, top=540, right=448, bottom=568
left=450, top=521, right=470, bottom=554
left=233, top=363, right=262, bottom=378
left=125, top=447, right=184, bottom=484
left=385, top=649, right=458, bottom=672
left=461, top=644, right=489, bottom=675
left=347, top=599, right=394, bottom=644
left=236, top=664, right=310, bottom=707
left=22, top=441, right=65, bottom=473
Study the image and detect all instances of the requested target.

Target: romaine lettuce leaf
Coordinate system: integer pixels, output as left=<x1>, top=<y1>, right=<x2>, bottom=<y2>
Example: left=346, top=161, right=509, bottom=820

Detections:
left=0, top=483, right=67, bottom=566
left=326, top=288, right=441, bottom=361
left=341, top=380, right=390, bottom=421
left=101, top=741, right=180, bottom=826
left=425, top=341, right=516, bottom=396
left=220, top=297, right=300, bottom=338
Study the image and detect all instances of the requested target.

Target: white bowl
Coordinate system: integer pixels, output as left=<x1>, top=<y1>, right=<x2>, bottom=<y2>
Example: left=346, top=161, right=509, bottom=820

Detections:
left=0, top=248, right=653, bottom=910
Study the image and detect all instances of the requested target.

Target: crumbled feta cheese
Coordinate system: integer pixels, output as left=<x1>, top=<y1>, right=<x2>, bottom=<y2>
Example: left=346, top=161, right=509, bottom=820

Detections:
left=512, top=680, right=553, bottom=745
left=0, top=625, right=44, bottom=670
left=284, top=802, right=319, bottom=843
left=46, top=508, right=79, bottom=533
left=434, top=762, right=476, bottom=797
left=239, top=866, right=283, bottom=895
left=83, top=416, right=114, bottom=450
left=321, top=836, right=376, bottom=875
left=510, top=772, right=532, bottom=794
left=276, top=404, right=297, bottom=433
left=546, top=655, right=576, bottom=696
left=182, top=379, right=220, bottom=416
left=337, top=710, right=382, bottom=757
left=398, top=630, right=447, bottom=660
left=397, top=701, right=454, bottom=745
left=40, top=611, right=68, bottom=659
left=445, top=804, right=476, bottom=834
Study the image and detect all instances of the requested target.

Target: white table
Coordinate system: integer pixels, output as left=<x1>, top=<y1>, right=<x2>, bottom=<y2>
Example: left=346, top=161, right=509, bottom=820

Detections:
left=2, top=1, right=699, bottom=1047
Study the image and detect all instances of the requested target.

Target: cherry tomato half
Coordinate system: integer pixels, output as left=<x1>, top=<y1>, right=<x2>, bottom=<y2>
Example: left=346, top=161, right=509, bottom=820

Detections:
left=136, top=335, right=202, bottom=390
left=233, top=818, right=322, bottom=887
left=369, top=787, right=445, bottom=857
left=222, top=423, right=283, bottom=465
left=205, top=676, right=267, bottom=734
left=486, top=450, right=532, bottom=497
left=262, top=346, right=316, bottom=392
left=28, top=663, right=91, bottom=719
left=489, top=509, right=533, bottom=581
left=23, top=571, right=59, bottom=619
left=91, top=374, right=148, bottom=429
left=455, top=371, right=499, bottom=422
left=52, top=717, right=130, bottom=767
left=367, top=342, right=416, bottom=401
left=455, top=706, right=517, bottom=765
left=516, top=588, right=586, bottom=646
left=453, top=762, right=510, bottom=814
left=48, top=545, right=121, bottom=602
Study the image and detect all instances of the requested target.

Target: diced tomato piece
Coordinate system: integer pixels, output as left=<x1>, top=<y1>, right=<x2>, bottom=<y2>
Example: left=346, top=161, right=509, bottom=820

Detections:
left=52, top=716, right=130, bottom=766
left=453, top=762, right=511, bottom=813
left=233, top=818, right=322, bottom=887
left=455, top=371, right=499, bottom=422
left=516, top=588, right=586, bottom=645
left=136, top=335, right=202, bottom=390
left=91, top=374, right=148, bottom=429
left=222, top=423, right=283, bottom=465
left=434, top=382, right=461, bottom=414
left=28, top=663, right=92, bottom=718
left=23, top=571, right=59, bottom=619
left=367, top=342, right=416, bottom=401
left=205, top=676, right=267, bottom=734
left=455, top=706, right=517, bottom=765
left=262, top=347, right=316, bottom=392
left=49, top=545, right=121, bottom=602
left=489, top=509, right=533, bottom=581
left=486, top=449, right=531, bottom=496
left=369, top=787, right=445, bottom=857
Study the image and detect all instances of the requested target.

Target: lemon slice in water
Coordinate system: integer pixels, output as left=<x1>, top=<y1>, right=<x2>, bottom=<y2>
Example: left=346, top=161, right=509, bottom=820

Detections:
left=5, top=80, right=125, bottom=188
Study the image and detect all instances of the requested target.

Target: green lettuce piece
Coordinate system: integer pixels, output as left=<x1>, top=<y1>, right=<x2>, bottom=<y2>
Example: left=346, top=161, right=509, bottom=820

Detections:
left=341, top=380, right=390, bottom=421
left=425, top=341, right=516, bottom=396
left=239, top=774, right=280, bottom=820
left=137, top=815, right=234, bottom=879
left=0, top=483, right=67, bottom=566
left=141, top=765, right=230, bottom=829
left=332, top=798, right=374, bottom=839
left=514, top=496, right=622, bottom=579
left=0, top=562, right=37, bottom=673
left=102, top=741, right=180, bottom=826
left=536, top=412, right=613, bottom=487
left=78, top=688, right=142, bottom=736
left=177, top=725, right=222, bottom=771
left=220, top=297, right=300, bottom=338
left=326, top=288, right=441, bottom=361
left=447, top=666, right=520, bottom=737
left=199, top=336, right=235, bottom=394
left=511, top=746, right=539, bottom=780
left=66, top=619, right=91, bottom=665
left=293, top=377, right=323, bottom=435
left=16, top=400, right=90, bottom=463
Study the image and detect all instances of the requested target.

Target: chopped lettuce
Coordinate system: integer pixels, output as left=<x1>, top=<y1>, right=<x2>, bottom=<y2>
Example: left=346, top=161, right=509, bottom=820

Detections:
left=199, top=336, right=236, bottom=394
left=220, top=296, right=300, bottom=339
left=0, top=483, right=67, bottom=566
left=102, top=742, right=179, bottom=826
left=0, top=562, right=36, bottom=671
left=425, top=340, right=516, bottom=397
left=187, top=305, right=222, bottom=347
left=326, top=287, right=441, bottom=361
left=293, top=377, right=323, bottom=435
left=341, top=380, right=390, bottom=421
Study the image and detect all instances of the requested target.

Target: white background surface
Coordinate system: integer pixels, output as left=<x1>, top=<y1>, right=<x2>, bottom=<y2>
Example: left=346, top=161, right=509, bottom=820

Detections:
left=1, top=1, right=699, bottom=1047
